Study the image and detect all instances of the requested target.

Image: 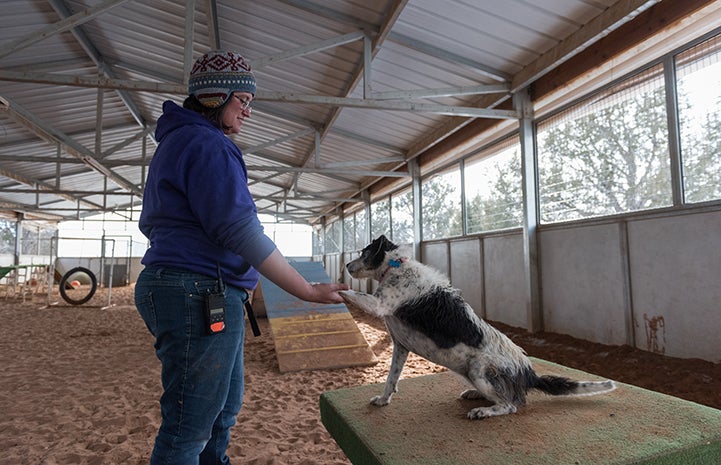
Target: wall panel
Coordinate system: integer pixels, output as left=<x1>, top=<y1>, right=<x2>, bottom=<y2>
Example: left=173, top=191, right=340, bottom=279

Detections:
left=450, top=238, right=484, bottom=317
left=483, top=233, right=527, bottom=329
left=539, top=223, right=630, bottom=345
left=627, top=210, right=721, bottom=361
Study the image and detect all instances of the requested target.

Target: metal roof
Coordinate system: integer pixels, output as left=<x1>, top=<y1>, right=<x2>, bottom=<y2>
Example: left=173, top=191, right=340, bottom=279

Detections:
left=0, top=0, right=718, bottom=224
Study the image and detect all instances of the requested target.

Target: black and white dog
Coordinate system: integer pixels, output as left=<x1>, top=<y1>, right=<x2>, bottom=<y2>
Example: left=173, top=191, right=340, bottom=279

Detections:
left=340, top=235, right=616, bottom=420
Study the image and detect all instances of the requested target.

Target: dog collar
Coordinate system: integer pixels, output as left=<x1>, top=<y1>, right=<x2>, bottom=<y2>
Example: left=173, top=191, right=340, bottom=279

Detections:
left=380, top=257, right=408, bottom=282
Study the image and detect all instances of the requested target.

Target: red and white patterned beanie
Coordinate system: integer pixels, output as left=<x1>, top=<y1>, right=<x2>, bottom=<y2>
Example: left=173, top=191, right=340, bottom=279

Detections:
left=188, top=50, right=256, bottom=108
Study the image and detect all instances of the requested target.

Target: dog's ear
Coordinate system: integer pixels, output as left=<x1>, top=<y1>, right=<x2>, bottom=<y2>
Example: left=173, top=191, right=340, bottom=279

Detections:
left=366, top=236, right=389, bottom=269
left=378, top=235, right=399, bottom=252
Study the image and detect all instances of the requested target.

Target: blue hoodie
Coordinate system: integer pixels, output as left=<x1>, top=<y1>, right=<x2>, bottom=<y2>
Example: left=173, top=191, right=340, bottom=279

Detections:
left=139, top=100, right=277, bottom=290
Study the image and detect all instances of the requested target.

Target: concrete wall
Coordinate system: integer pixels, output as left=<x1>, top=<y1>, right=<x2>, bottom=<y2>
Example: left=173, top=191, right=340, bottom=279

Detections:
left=482, top=233, right=528, bottom=329
left=626, top=210, right=721, bottom=361
left=316, top=207, right=721, bottom=362
left=539, top=223, right=631, bottom=346
left=449, top=239, right=483, bottom=317
left=410, top=208, right=721, bottom=363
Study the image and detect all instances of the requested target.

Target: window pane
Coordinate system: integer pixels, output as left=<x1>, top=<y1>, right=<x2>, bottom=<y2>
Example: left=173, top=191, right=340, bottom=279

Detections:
left=355, top=209, right=367, bottom=249
left=537, top=64, right=672, bottom=223
left=343, top=215, right=355, bottom=252
left=326, top=220, right=341, bottom=254
left=370, top=199, right=390, bottom=241
left=391, top=188, right=413, bottom=245
left=465, top=138, right=523, bottom=233
left=422, top=167, right=462, bottom=240
left=676, top=34, right=721, bottom=203
left=312, top=227, right=323, bottom=255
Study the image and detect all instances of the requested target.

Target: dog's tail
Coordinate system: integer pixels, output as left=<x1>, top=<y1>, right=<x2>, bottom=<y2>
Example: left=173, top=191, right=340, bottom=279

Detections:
left=532, top=374, right=616, bottom=397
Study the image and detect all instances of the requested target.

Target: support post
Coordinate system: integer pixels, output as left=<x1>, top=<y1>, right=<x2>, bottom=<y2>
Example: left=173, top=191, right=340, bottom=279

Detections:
left=514, top=88, right=542, bottom=332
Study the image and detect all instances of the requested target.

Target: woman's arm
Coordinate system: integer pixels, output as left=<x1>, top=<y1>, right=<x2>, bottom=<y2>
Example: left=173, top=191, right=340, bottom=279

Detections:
left=256, top=248, right=348, bottom=304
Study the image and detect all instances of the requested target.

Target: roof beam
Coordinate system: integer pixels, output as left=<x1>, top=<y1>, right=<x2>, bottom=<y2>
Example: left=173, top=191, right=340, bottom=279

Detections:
left=253, top=31, right=367, bottom=69
left=286, top=0, right=410, bottom=220
left=0, top=95, right=143, bottom=196
left=46, top=0, right=149, bottom=130
left=246, top=165, right=409, bottom=178
left=0, top=69, right=187, bottom=93
left=0, top=0, right=131, bottom=60
left=0, top=70, right=516, bottom=118
left=258, top=92, right=518, bottom=119
left=0, top=166, right=103, bottom=209
left=205, top=0, right=220, bottom=49
left=371, top=83, right=510, bottom=100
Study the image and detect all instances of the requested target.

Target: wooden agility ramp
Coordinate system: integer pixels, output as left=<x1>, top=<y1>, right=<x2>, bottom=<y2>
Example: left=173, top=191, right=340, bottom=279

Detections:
left=258, top=261, right=377, bottom=373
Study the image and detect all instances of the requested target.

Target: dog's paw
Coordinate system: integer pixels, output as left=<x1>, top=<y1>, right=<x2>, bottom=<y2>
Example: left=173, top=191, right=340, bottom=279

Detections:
left=370, top=395, right=391, bottom=406
left=466, top=403, right=517, bottom=420
left=460, top=389, right=487, bottom=400
left=338, top=290, right=360, bottom=303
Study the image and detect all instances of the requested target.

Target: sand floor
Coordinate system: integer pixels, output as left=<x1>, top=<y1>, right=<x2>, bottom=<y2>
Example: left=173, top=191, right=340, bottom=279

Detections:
left=1, top=283, right=718, bottom=464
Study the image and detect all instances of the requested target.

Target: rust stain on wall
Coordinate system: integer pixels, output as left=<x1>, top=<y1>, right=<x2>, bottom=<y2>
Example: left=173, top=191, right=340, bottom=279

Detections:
left=643, top=313, right=666, bottom=355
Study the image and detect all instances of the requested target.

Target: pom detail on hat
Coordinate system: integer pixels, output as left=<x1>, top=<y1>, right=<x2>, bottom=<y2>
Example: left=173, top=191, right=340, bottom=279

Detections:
left=188, top=50, right=256, bottom=108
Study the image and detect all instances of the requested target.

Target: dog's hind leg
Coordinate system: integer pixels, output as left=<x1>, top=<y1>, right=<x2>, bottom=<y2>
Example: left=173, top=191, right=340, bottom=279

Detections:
left=463, top=364, right=525, bottom=420
left=464, top=376, right=517, bottom=419
left=370, top=342, right=409, bottom=406
left=460, top=389, right=490, bottom=401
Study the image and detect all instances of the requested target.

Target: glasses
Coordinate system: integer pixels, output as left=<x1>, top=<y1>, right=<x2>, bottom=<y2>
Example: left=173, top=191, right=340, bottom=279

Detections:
left=232, top=94, right=252, bottom=113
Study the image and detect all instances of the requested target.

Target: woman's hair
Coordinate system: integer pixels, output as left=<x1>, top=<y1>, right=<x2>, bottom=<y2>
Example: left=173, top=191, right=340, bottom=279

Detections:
left=183, top=94, right=228, bottom=129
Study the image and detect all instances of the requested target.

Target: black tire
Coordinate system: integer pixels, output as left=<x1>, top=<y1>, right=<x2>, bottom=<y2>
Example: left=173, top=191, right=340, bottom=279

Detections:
left=59, top=267, right=98, bottom=305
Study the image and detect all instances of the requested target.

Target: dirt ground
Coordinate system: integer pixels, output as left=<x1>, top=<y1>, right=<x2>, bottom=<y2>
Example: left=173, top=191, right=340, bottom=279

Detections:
left=2, top=282, right=719, bottom=465
left=491, top=321, right=721, bottom=410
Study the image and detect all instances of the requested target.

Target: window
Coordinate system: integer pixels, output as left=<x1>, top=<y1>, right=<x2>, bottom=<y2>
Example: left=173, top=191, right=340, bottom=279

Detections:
left=354, top=208, right=367, bottom=250
left=422, top=166, right=462, bottom=240
left=391, top=188, right=413, bottom=245
left=537, top=64, right=672, bottom=223
left=676, top=35, right=721, bottom=203
left=370, top=199, right=390, bottom=241
left=325, top=220, right=341, bottom=254
left=343, top=215, right=355, bottom=252
left=312, top=227, right=323, bottom=256
left=464, top=138, right=523, bottom=233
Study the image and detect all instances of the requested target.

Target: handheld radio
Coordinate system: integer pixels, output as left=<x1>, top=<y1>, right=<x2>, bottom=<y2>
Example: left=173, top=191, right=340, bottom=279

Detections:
left=205, top=264, right=227, bottom=335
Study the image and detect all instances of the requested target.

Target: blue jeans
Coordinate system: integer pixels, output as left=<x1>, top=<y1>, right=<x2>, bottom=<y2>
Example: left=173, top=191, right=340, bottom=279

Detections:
left=135, top=266, right=248, bottom=465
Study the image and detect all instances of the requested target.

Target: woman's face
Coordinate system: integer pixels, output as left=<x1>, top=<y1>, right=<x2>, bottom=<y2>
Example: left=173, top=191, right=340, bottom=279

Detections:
left=222, top=92, right=253, bottom=135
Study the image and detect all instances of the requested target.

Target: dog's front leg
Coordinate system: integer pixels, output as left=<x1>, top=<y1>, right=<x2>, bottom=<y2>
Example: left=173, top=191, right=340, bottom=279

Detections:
left=371, top=341, right=409, bottom=406
left=338, top=290, right=388, bottom=317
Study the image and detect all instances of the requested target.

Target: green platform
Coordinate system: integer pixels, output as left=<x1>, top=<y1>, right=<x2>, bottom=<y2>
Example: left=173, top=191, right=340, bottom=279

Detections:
left=320, top=359, right=721, bottom=465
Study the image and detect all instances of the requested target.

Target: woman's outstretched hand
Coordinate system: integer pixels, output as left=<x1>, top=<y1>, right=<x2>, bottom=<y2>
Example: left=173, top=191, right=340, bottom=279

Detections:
left=307, top=282, right=349, bottom=304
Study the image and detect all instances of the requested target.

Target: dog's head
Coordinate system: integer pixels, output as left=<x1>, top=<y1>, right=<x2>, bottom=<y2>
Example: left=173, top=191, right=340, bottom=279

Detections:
left=345, top=235, right=399, bottom=280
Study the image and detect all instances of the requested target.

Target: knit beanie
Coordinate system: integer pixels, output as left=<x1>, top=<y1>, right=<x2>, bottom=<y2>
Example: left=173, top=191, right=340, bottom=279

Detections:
left=188, top=50, right=256, bottom=108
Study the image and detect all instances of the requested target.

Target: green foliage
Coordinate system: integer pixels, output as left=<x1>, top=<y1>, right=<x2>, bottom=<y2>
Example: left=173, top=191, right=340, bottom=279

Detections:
left=538, top=84, right=673, bottom=222
left=421, top=175, right=462, bottom=240
left=681, top=94, right=721, bottom=203
left=0, top=220, right=16, bottom=254
left=465, top=150, right=523, bottom=233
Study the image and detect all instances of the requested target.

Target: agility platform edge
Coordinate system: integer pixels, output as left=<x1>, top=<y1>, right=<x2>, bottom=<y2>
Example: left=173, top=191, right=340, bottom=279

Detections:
left=320, top=358, right=721, bottom=465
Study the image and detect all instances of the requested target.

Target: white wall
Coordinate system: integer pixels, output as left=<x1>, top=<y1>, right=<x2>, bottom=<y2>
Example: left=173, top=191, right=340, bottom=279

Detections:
left=413, top=207, right=721, bottom=363
left=626, top=210, right=721, bottom=361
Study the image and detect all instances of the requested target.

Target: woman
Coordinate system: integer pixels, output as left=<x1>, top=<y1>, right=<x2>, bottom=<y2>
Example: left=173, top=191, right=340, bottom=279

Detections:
left=135, top=50, right=348, bottom=465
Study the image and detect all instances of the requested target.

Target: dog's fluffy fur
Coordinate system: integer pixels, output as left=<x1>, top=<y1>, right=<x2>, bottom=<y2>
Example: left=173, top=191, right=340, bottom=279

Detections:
left=340, top=235, right=616, bottom=420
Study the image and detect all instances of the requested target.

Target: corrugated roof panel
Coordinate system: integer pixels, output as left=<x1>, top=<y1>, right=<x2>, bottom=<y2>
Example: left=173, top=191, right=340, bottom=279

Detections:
left=0, top=0, right=705, bottom=223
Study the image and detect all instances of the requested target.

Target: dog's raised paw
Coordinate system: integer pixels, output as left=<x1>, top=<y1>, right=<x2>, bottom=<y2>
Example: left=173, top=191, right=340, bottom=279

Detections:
left=370, top=395, right=390, bottom=406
